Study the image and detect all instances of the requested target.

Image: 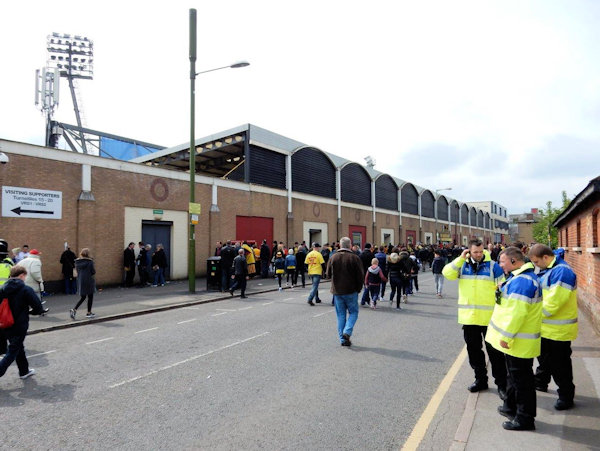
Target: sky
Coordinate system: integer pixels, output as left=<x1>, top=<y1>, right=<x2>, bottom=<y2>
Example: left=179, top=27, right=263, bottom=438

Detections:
left=1, top=0, right=599, bottom=215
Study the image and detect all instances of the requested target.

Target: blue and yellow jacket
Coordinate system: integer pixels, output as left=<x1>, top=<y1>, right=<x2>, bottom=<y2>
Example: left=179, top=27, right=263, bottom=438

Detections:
left=442, top=250, right=504, bottom=326
left=539, top=257, right=578, bottom=341
left=486, top=262, right=542, bottom=358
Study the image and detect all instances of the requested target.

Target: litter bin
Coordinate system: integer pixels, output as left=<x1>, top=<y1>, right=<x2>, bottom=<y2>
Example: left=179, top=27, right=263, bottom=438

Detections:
left=206, top=256, right=221, bottom=291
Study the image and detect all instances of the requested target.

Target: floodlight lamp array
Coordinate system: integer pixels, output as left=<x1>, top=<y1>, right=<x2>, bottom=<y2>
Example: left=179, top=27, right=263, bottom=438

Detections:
left=47, top=32, right=94, bottom=80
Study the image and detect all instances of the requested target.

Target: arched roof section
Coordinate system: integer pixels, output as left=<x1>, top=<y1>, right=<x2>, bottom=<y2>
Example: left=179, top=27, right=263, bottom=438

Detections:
left=437, top=195, right=449, bottom=221
left=340, top=162, right=371, bottom=205
left=292, top=146, right=336, bottom=199
left=401, top=183, right=419, bottom=215
left=421, top=190, right=435, bottom=218
left=451, top=200, right=460, bottom=223
left=461, top=204, right=469, bottom=225
left=375, top=174, right=398, bottom=210
left=469, top=206, right=477, bottom=226
left=477, top=209, right=484, bottom=228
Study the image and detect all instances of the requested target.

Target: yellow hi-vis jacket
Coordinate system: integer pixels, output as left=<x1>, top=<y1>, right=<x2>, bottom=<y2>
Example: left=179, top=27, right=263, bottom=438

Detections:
left=0, top=257, right=13, bottom=286
left=539, top=257, right=578, bottom=341
left=486, top=262, right=542, bottom=358
left=442, top=251, right=504, bottom=326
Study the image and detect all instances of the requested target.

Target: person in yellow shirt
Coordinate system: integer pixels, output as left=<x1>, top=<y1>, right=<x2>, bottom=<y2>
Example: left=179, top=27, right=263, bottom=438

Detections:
left=305, top=243, right=325, bottom=306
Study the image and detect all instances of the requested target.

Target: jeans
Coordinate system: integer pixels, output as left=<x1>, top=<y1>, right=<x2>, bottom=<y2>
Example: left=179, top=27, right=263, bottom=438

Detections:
left=360, top=287, right=370, bottom=305
left=308, top=275, right=321, bottom=301
left=334, top=292, right=359, bottom=343
left=368, top=285, right=380, bottom=304
left=0, top=334, right=29, bottom=377
left=153, top=267, right=165, bottom=286
left=434, top=274, right=444, bottom=294
left=64, top=276, right=77, bottom=294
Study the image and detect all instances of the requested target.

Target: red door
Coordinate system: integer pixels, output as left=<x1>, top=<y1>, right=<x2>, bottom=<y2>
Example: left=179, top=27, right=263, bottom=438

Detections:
left=406, top=230, right=417, bottom=246
left=236, top=216, right=273, bottom=246
left=349, top=225, right=367, bottom=249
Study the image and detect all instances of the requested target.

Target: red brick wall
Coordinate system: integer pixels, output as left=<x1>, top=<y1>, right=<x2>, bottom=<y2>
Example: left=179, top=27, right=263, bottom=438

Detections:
left=559, top=201, right=600, bottom=334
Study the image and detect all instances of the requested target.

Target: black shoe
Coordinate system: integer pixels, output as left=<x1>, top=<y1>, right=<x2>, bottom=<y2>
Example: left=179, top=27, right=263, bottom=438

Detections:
left=240, top=295, right=247, bottom=299
left=502, top=419, right=535, bottom=431
left=468, top=380, right=488, bottom=392
left=554, top=399, right=574, bottom=411
left=498, top=387, right=507, bottom=400
left=307, top=301, right=315, bottom=306
left=342, top=333, right=352, bottom=346
left=497, top=405, right=515, bottom=420
left=315, top=299, right=322, bottom=303
left=535, top=385, right=548, bottom=393
left=341, top=340, right=351, bottom=347
left=229, top=289, right=234, bottom=297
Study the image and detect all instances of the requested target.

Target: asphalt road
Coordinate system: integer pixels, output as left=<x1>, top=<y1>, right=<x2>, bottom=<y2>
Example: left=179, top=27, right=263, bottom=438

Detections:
left=1, top=275, right=463, bottom=450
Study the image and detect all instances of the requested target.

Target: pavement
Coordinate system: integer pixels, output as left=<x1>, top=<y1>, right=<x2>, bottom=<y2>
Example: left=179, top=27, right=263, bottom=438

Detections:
left=27, top=273, right=600, bottom=450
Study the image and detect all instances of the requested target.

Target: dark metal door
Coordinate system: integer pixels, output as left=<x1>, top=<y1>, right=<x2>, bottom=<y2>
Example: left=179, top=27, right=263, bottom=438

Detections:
left=142, top=220, right=172, bottom=280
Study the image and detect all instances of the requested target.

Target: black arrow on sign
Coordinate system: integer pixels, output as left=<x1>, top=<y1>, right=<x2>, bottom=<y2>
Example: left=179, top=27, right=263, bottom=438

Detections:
left=11, top=207, right=54, bottom=216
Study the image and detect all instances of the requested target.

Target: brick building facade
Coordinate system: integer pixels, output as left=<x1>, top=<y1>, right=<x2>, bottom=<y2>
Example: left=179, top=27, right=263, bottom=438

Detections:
left=1, top=125, right=498, bottom=289
left=554, top=176, right=600, bottom=334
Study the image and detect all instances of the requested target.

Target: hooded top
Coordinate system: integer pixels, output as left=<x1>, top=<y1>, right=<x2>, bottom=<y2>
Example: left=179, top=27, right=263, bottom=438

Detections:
left=0, top=277, right=44, bottom=334
left=365, top=265, right=388, bottom=286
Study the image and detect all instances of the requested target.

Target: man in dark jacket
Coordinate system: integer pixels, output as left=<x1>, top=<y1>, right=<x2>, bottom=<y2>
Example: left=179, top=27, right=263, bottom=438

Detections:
left=59, top=246, right=77, bottom=294
left=359, top=243, right=374, bottom=306
left=259, top=240, right=271, bottom=278
left=0, top=266, right=47, bottom=380
left=326, top=237, right=364, bottom=346
left=123, top=242, right=136, bottom=287
left=295, top=244, right=307, bottom=288
left=136, top=242, right=149, bottom=288
left=219, top=241, right=236, bottom=292
left=230, top=249, right=248, bottom=298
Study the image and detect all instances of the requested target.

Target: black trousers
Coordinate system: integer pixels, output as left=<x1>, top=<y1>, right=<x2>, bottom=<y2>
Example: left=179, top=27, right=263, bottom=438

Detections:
left=74, top=294, right=94, bottom=313
left=296, top=269, right=305, bottom=287
left=463, top=325, right=507, bottom=388
left=231, top=275, right=246, bottom=296
left=125, top=269, right=135, bottom=286
left=0, top=333, right=29, bottom=377
left=535, top=337, right=575, bottom=401
left=504, top=354, right=536, bottom=425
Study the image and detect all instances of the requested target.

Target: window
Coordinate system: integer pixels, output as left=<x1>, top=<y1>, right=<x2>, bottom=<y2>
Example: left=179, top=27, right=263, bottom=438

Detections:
left=565, top=227, right=569, bottom=247
left=576, top=221, right=581, bottom=247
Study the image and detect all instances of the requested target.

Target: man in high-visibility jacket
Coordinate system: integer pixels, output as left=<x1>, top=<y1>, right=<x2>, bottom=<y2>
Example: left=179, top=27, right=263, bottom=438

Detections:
left=0, top=238, right=14, bottom=355
left=486, top=247, right=542, bottom=431
left=443, top=239, right=506, bottom=398
left=529, top=244, right=577, bottom=411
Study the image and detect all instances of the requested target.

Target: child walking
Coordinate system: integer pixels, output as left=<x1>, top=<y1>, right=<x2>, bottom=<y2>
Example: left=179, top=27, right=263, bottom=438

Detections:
left=274, top=251, right=285, bottom=291
left=285, top=249, right=297, bottom=287
left=431, top=250, right=445, bottom=297
left=364, top=258, right=388, bottom=309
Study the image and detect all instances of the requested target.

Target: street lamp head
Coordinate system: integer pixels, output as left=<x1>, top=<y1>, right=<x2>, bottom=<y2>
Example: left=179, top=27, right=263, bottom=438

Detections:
left=230, top=60, right=250, bottom=69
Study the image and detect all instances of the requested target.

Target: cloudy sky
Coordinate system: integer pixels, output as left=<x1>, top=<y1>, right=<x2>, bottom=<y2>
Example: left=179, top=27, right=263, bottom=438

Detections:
left=1, top=0, right=598, bottom=214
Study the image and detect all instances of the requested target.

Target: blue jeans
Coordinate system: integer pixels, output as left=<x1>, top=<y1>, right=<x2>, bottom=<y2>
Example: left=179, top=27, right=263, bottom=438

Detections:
left=308, top=275, right=321, bottom=301
left=153, top=267, right=165, bottom=286
left=334, top=292, right=359, bottom=343
left=434, top=274, right=444, bottom=294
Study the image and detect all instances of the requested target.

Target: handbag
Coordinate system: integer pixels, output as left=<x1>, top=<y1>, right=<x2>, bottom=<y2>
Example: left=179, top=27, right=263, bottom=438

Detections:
left=0, top=297, right=14, bottom=329
left=73, top=268, right=78, bottom=278
left=152, top=265, right=159, bottom=271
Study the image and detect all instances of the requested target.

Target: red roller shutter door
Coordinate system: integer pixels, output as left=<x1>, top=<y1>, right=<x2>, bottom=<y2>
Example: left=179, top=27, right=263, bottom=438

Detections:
left=236, top=216, right=273, bottom=245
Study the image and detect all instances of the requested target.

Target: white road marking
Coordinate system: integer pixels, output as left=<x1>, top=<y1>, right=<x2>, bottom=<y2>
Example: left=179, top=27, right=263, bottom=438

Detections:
left=86, top=337, right=114, bottom=345
left=135, top=327, right=159, bottom=334
left=177, top=319, right=197, bottom=324
left=313, top=310, right=335, bottom=318
left=262, top=302, right=275, bottom=306
left=283, top=298, right=294, bottom=301
left=238, top=306, right=253, bottom=311
left=109, top=332, right=270, bottom=388
left=28, top=350, right=57, bottom=358
left=216, top=308, right=236, bottom=312
left=212, top=312, right=228, bottom=317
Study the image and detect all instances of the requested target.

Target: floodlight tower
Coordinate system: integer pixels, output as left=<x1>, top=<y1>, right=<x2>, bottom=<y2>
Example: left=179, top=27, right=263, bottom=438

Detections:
left=45, top=32, right=94, bottom=153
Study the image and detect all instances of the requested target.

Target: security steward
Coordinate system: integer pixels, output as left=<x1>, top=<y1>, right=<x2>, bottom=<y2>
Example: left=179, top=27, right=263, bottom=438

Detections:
left=443, top=239, right=507, bottom=398
left=486, top=247, right=542, bottom=431
left=0, top=238, right=14, bottom=355
left=529, top=244, right=577, bottom=411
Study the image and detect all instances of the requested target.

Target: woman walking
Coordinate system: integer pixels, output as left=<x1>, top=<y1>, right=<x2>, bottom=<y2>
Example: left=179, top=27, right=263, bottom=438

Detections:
left=70, top=248, right=96, bottom=319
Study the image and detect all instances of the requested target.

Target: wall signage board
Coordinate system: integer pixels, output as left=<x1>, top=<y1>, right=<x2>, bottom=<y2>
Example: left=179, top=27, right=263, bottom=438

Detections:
left=2, top=186, right=63, bottom=219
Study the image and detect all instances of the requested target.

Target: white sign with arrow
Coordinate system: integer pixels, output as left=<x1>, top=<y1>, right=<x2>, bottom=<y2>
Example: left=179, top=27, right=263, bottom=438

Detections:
left=2, top=186, right=62, bottom=219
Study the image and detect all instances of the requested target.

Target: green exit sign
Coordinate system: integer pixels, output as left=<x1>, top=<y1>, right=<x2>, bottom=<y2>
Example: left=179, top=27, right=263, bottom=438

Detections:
left=153, top=209, right=163, bottom=215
